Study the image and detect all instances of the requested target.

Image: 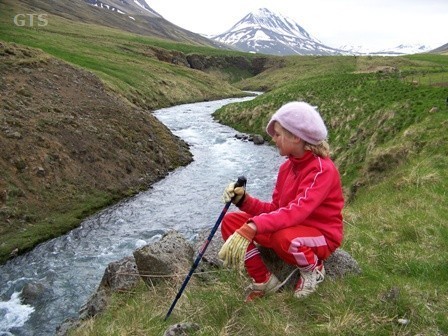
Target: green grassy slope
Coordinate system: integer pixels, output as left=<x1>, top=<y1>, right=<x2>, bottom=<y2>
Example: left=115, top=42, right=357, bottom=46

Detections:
left=0, top=0, right=247, bottom=110
left=214, top=55, right=448, bottom=191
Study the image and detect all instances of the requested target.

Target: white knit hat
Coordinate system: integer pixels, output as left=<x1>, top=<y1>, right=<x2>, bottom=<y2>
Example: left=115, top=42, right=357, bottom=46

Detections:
left=266, top=102, right=327, bottom=145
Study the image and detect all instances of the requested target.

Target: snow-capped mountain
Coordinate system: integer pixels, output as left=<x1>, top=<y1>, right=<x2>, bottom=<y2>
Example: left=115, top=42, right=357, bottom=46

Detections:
left=339, top=43, right=433, bottom=56
left=211, top=8, right=347, bottom=56
left=372, top=44, right=433, bottom=56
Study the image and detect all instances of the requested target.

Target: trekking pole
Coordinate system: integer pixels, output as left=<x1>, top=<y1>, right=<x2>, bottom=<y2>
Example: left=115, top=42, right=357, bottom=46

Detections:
left=164, top=176, right=247, bottom=321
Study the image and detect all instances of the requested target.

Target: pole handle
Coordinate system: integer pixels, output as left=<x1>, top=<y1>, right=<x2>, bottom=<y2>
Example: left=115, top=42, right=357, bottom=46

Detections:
left=234, top=175, right=247, bottom=189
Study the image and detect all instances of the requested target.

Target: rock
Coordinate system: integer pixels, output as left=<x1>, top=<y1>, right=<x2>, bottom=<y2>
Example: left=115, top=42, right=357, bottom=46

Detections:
left=323, top=248, right=362, bottom=278
left=9, top=247, right=19, bottom=258
left=10, top=131, right=22, bottom=139
left=55, top=318, right=82, bottom=336
left=234, top=133, right=248, bottom=141
left=164, top=322, right=200, bottom=336
left=66, top=256, right=140, bottom=330
left=78, top=289, right=109, bottom=320
left=133, top=231, right=194, bottom=286
left=36, top=166, right=46, bottom=177
left=397, top=318, right=410, bottom=325
left=21, top=282, right=50, bottom=304
left=429, top=106, right=438, bottom=113
left=98, top=255, right=140, bottom=292
left=252, top=134, right=265, bottom=145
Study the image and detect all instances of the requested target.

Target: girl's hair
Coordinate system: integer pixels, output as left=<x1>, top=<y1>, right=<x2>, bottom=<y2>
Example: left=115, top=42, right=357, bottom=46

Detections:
left=304, top=141, right=330, bottom=158
left=279, top=122, right=331, bottom=157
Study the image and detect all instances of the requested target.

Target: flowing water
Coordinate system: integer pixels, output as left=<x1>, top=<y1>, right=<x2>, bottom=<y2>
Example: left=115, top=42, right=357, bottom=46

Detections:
left=0, top=96, right=285, bottom=335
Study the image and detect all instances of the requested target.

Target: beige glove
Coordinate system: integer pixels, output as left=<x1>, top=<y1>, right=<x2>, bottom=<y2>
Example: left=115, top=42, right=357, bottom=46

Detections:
left=218, top=223, right=256, bottom=269
left=222, top=182, right=246, bottom=205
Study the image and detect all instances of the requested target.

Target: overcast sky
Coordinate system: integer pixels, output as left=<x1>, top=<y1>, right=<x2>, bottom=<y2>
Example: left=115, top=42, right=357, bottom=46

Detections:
left=145, top=0, right=447, bottom=50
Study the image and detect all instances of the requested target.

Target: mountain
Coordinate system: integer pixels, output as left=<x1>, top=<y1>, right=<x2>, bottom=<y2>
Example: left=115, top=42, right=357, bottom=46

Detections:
left=210, top=8, right=347, bottom=56
left=430, top=42, right=448, bottom=54
left=376, top=43, right=432, bottom=55
left=338, top=43, right=433, bottom=56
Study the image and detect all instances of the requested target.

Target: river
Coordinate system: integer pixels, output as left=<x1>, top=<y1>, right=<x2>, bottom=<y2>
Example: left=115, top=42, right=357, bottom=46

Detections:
left=0, top=95, right=285, bottom=335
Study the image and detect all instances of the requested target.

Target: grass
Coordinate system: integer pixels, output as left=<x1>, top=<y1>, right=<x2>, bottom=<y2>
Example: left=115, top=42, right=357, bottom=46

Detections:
left=0, top=188, right=121, bottom=260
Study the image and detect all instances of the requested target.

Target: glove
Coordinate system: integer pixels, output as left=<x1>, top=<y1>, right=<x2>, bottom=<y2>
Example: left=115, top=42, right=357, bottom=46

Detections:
left=218, top=223, right=256, bottom=269
left=222, top=182, right=246, bottom=205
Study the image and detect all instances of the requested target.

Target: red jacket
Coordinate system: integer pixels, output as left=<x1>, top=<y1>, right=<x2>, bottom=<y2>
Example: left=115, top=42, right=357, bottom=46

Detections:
left=240, top=151, right=344, bottom=251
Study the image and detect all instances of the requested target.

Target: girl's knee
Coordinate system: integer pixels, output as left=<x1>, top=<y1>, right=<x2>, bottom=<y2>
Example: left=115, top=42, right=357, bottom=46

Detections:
left=221, top=212, right=250, bottom=240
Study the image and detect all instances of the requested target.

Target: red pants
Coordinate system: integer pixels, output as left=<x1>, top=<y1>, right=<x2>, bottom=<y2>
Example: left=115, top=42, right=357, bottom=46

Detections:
left=221, top=212, right=332, bottom=281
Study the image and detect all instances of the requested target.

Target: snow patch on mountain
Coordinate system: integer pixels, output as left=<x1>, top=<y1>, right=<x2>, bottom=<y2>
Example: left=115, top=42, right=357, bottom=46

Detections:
left=84, top=0, right=161, bottom=17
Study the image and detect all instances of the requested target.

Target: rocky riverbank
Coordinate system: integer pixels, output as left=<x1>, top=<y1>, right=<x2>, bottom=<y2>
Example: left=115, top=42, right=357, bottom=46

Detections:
left=56, top=230, right=361, bottom=335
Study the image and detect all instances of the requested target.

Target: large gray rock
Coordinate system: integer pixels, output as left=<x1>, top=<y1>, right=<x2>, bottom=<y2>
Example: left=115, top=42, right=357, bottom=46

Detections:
left=251, top=134, right=265, bottom=145
left=21, top=282, right=52, bottom=304
left=133, top=231, right=194, bottom=286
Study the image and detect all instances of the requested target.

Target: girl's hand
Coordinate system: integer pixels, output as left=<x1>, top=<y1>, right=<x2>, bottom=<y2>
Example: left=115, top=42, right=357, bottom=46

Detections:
left=218, top=223, right=256, bottom=269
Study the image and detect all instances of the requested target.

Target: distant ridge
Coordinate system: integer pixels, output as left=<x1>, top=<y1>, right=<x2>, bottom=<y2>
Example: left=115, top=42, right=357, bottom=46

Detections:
left=430, top=42, right=448, bottom=54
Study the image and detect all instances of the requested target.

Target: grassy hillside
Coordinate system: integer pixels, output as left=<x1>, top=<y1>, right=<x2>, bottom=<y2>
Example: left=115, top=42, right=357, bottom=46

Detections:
left=0, top=0, right=248, bottom=110
left=13, top=0, right=227, bottom=48
left=215, top=55, right=448, bottom=192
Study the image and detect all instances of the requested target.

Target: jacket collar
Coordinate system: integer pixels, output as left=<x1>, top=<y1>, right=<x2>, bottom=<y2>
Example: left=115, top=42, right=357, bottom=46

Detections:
left=288, top=150, right=314, bottom=167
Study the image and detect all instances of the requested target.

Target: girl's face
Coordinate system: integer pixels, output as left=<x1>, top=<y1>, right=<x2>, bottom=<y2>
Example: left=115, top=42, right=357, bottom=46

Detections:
left=271, top=122, right=303, bottom=157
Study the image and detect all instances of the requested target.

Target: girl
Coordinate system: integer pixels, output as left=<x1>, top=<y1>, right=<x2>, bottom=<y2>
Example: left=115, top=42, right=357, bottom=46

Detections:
left=219, top=101, right=344, bottom=301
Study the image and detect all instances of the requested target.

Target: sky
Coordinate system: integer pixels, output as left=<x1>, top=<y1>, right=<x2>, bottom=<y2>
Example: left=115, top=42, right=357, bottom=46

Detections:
left=145, top=0, right=448, bottom=50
